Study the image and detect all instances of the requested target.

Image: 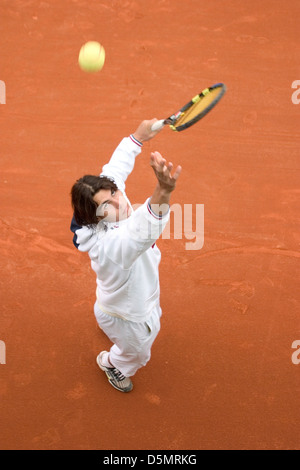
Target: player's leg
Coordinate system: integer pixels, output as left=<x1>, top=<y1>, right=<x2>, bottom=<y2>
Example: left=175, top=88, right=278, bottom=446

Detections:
left=94, top=301, right=134, bottom=392
left=108, top=305, right=161, bottom=377
left=94, top=302, right=162, bottom=390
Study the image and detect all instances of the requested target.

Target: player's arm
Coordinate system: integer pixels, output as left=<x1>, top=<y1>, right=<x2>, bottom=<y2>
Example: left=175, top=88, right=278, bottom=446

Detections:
left=149, top=151, right=182, bottom=215
left=101, top=151, right=182, bottom=269
left=100, top=119, right=162, bottom=190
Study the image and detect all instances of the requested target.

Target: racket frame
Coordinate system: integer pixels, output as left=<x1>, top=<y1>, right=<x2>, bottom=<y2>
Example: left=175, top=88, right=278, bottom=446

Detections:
left=160, top=83, right=226, bottom=132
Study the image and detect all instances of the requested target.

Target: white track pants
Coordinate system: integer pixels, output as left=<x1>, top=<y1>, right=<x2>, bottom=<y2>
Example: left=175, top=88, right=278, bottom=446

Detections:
left=94, top=302, right=162, bottom=377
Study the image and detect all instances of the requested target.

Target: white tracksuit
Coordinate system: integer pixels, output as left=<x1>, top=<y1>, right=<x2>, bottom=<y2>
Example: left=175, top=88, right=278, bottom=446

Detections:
left=70, top=135, right=170, bottom=376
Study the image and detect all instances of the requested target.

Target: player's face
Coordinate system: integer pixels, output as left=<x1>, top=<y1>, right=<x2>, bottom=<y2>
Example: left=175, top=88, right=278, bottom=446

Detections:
left=94, top=189, right=131, bottom=223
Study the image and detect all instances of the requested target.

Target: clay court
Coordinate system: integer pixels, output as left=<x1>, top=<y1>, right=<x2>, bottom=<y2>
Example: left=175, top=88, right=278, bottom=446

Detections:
left=0, top=0, right=299, bottom=450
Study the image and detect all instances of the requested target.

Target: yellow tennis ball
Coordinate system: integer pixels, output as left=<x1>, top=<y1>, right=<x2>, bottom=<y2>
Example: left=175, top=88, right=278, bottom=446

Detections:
left=78, top=41, right=105, bottom=73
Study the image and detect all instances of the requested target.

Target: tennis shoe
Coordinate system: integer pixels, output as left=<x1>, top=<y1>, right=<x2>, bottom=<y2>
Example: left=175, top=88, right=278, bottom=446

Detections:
left=96, top=351, right=133, bottom=393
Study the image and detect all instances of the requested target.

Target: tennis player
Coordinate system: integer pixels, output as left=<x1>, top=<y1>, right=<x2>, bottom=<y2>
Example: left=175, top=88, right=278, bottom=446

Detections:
left=70, top=119, right=181, bottom=392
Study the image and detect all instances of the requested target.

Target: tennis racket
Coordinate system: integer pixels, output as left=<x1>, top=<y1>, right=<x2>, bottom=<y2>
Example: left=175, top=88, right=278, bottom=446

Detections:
left=151, top=83, right=226, bottom=132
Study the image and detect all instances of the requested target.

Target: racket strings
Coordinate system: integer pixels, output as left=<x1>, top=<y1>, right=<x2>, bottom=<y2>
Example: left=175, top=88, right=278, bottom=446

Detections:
left=174, top=87, right=223, bottom=127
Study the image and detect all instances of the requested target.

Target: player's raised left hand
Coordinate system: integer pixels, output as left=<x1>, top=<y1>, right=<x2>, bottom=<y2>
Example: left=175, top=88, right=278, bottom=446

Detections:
left=150, top=151, right=182, bottom=193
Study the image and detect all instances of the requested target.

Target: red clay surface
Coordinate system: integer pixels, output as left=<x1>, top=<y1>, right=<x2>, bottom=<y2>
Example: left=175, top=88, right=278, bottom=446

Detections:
left=0, top=0, right=299, bottom=450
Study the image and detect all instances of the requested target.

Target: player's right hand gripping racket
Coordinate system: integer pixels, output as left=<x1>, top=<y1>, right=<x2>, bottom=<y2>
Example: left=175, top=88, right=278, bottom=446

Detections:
left=151, top=83, right=226, bottom=132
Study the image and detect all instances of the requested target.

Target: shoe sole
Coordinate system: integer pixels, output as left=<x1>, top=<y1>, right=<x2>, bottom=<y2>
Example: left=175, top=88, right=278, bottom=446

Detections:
left=96, top=355, right=133, bottom=393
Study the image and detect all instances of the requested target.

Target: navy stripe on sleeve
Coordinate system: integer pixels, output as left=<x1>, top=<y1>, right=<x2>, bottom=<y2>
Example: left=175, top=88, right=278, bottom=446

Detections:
left=129, top=134, right=143, bottom=147
left=147, top=200, right=164, bottom=219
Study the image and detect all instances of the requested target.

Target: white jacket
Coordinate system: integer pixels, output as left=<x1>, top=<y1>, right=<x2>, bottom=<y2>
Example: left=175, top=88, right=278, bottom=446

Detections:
left=70, top=136, right=170, bottom=322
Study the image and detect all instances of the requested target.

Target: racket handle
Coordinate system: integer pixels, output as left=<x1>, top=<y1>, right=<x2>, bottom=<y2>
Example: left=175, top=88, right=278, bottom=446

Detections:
left=151, top=119, right=165, bottom=132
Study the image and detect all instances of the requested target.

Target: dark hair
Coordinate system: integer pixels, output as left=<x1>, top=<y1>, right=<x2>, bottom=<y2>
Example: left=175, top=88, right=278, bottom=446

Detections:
left=71, top=175, right=118, bottom=226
